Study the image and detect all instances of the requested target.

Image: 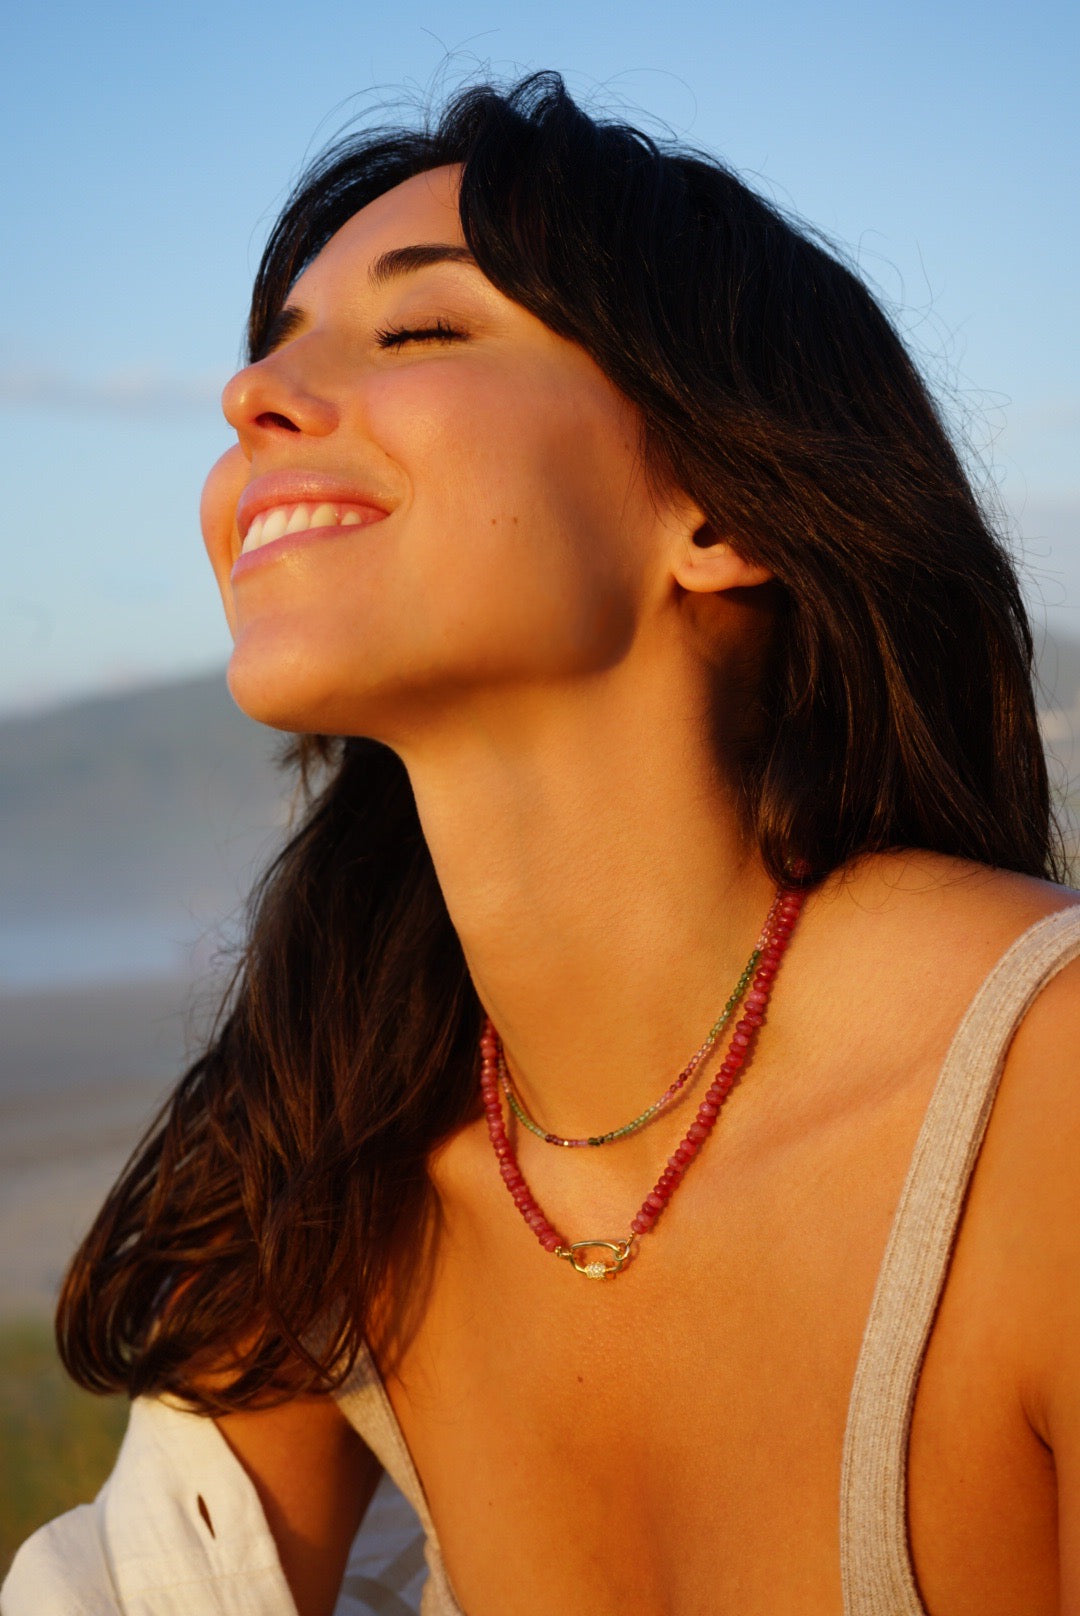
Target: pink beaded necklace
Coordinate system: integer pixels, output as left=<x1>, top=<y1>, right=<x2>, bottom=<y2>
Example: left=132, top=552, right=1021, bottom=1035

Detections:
left=480, top=882, right=807, bottom=1278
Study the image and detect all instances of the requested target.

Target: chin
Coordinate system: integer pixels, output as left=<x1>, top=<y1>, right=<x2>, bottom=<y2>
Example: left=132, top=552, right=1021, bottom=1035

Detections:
left=225, top=640, right=345, bottom=736
left=224, top=632, right=419, bottom=742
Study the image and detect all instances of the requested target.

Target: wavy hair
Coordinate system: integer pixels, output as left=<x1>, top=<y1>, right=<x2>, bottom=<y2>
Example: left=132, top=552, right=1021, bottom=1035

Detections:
left=58, top=72, right=1062, bottom=1410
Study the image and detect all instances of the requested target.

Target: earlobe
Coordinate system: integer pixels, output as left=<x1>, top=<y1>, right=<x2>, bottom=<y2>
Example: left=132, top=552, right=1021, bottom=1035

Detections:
left=675, top=525, right=774, bottom=594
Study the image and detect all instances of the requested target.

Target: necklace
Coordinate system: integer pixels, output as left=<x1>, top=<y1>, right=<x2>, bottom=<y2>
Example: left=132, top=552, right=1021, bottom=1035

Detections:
left=480, top=883, right=806, bottom=1278
left=495, top=936, right=764, bottom=1147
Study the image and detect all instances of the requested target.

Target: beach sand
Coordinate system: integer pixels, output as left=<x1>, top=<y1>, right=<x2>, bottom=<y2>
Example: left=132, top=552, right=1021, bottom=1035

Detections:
left=0, top=974, right=220, bottom=1320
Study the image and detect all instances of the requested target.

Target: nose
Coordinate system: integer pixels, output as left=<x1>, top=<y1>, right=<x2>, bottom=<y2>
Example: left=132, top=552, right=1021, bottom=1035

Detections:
left=221, top=347, right=339, bottom=453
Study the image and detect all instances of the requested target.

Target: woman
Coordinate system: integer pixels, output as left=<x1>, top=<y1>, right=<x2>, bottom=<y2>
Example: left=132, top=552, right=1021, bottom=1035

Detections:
left=5, top=71, right=1079, bottom=1616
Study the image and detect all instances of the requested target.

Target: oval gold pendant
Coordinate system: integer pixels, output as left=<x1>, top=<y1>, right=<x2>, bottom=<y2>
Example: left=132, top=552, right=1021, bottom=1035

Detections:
left=557, top=1238, right=635, bottom=1278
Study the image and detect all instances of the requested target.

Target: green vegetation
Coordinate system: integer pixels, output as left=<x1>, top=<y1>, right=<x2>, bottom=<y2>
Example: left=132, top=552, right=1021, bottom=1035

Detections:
left=0, top=1319, right=127, bottom=1581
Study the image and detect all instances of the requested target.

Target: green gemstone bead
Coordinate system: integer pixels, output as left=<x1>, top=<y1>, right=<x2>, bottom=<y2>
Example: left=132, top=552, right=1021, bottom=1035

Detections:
left=495, top=935, right=764, bottom=1148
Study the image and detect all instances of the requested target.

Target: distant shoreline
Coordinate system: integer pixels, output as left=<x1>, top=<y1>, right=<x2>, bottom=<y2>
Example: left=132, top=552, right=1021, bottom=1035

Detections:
left=0, top=971, right=224, bottom=1320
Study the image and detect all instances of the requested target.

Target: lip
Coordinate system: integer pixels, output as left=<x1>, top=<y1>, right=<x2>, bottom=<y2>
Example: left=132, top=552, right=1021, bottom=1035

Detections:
left=235, top=470, right=394, bottom=541
left=231, top=516, right=389, bottom=580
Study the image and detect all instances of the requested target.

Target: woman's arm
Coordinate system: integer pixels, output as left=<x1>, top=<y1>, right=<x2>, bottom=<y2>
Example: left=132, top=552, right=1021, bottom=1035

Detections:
left=215, top=1398, right=383, bottom=1616
left=995, top=956, right=1080, bottom=1614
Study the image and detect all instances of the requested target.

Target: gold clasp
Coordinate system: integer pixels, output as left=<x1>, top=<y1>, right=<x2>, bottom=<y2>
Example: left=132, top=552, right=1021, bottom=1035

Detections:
left=555, top=1238, right=635, bottom=1278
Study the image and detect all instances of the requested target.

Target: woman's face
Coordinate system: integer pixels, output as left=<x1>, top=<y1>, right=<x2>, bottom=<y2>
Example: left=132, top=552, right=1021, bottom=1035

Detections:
left=202, top=164, right=698, bottom=741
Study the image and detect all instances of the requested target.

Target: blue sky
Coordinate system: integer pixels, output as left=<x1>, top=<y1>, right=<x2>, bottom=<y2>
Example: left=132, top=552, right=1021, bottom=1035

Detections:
left=2, top=0, right=1077, bottom=713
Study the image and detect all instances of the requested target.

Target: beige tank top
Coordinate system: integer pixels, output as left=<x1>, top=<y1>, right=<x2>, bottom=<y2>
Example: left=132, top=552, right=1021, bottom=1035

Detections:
left=334, top=905, right=1080, bottom=1616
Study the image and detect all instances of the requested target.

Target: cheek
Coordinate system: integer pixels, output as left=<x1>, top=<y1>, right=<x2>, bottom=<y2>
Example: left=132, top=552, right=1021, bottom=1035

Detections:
left=221, top=366, right=655, bottom=733
left=199, top=446, right=247, bottom=635
left=371, top=365, right=649, bottom=617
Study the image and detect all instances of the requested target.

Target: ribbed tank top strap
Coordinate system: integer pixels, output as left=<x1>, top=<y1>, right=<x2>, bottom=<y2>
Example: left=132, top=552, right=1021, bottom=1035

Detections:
left=840, top=903, right=1080, bottom=1615
left=334, top=1343, right=465, bottom=1614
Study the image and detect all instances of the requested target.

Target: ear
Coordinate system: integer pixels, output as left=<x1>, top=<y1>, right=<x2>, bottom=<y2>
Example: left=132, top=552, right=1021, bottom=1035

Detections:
left=673, top=521, right=774, bottom=594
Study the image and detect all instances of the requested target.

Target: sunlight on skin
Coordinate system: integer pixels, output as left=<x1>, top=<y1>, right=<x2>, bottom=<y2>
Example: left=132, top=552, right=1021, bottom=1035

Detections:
left=186, top=165, right=1080, bottom=1616
left=201, top=166, right=771, bottom=746
left=199, top=162, right=780, bottom=1140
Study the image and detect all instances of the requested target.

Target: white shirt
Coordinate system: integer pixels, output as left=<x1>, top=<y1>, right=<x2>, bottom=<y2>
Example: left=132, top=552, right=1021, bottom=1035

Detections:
left=1, top=1396, right=426, bottom=1616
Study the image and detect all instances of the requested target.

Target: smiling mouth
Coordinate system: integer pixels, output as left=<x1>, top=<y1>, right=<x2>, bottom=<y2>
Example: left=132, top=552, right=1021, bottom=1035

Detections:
left=240, top=501, right=386, bottom=555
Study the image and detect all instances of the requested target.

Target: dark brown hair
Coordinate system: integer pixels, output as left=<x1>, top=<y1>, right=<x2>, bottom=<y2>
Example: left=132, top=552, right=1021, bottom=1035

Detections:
left=58, top=72, right=1063, bottom=1410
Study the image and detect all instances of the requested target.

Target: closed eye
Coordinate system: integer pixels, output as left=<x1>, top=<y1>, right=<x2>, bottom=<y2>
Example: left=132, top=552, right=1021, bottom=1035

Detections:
left=374, top=319, right=468, bottom=349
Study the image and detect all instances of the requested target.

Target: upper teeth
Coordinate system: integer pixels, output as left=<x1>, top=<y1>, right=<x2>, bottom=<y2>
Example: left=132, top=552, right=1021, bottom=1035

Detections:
left=240, top=501, right=371, bottom=554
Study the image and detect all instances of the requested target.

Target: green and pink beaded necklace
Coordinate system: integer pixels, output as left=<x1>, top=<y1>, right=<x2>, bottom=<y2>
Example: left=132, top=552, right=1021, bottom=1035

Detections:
left=479, top=882, right=807, bottom=1278
left=496, top=937, right=762, bottom=1149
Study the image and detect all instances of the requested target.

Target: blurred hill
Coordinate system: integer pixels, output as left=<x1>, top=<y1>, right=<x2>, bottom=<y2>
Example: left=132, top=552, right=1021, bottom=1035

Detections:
left=0, top=672, right=293, bottom=986
left=0, top=636, right=1077, bottom=990
left=1030, top=631, right=1080, bottom=859
left=1037, top=630, right=1080, bottom=722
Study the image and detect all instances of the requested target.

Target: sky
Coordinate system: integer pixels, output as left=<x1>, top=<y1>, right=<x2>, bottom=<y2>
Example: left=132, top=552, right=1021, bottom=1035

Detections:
left=1, top=0, right=1077, bottom=715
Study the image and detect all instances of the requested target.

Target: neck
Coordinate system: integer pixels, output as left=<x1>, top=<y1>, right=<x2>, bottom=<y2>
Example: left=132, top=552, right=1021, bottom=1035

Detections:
left=395, top=656, right=776, bottom=1141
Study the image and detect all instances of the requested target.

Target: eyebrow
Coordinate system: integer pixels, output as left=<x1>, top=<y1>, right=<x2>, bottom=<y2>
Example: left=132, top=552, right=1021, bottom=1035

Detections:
left=253, top=244, right=480, bottom=361
left=367, top=242, right=479, bottom=286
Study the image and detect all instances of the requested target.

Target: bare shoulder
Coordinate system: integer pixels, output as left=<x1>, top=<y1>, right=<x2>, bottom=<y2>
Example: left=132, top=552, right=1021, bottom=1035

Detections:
left=818, top=847, right=1079, bottom=961
left=840, top=857, right=1080, bottom=1616
left=940, top=868, right=1080, bottom=1453
left=865, top=848, right=1080, bottom=1077
left=793, top=848, right=1080, bottom=1096
left=997, top=925, right=1080, bottom=1165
